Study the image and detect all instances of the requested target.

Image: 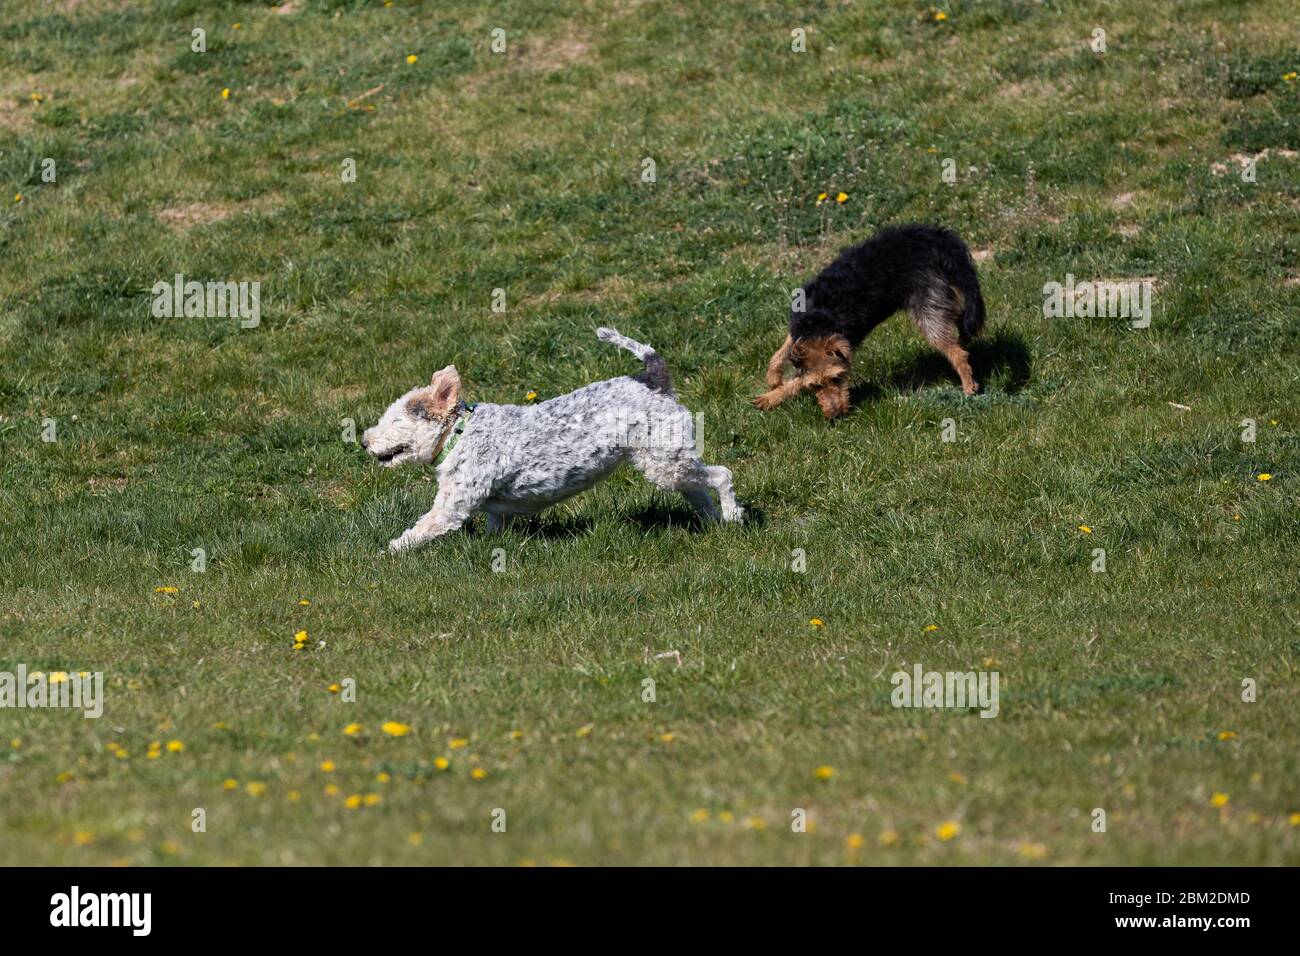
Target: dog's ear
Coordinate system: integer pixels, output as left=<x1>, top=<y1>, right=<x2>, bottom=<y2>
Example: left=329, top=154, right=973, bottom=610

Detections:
left=408, top=366, right=461, bottom=420
left=429, top=365, right=460, bottom=409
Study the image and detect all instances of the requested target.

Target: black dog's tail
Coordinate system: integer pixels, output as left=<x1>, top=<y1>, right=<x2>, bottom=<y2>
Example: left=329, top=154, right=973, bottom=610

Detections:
left=941, top=231, right=987, bottom=343
left=597, top=327, right=672, bottom=394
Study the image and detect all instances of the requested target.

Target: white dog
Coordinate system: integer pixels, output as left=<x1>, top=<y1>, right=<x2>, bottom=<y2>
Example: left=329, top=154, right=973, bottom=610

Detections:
left=363, top=328, right=743, bottom=552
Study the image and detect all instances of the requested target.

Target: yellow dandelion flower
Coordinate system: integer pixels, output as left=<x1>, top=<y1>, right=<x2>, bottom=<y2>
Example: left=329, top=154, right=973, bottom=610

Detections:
left=363, top=793, right=381, bottom=806
left=835, top=192, right=848, bottom=204
left=937, top=820, right=961, bottom=841
left=1257, top=473, right=1272, bottom=481
left=718, top=811, right=735, bottom=824
left=154, top=586, right=178, bottom=593
left=56, top=771, right=74, bottom=783
left=690, top=808, right=710, bottom=823
left=12, top=194, right=20, bottom=203
left=925, top=624, right=939, bottom=632
left=298, top=599, right=311, bottom=606
left=816, top=192, right=828, bottom=204
left=222, top=778, right=239, bottom=790
left=376, top=772, right=391, bottom=783
left=879, top=828, right=901, bottom=847
left=344, top=794, right=362, bottom=809
left=659, top=732, right=676, bottom=743
left=30, top=92, right=44, bottom=102
left=408, top=832, right=424, bottom=845
left=509, top=729, right=524, bottom=740
left=343, top=723, right=362, bottom=736
left=1017, top=841, right=1048, bottom=859
left=327, top=683, right=342, bottom=693
left=809, top=617, right=825, bottom=627
left=449, top=737, right=468, bottom=749
left=221, top=88, right=230, bottom=99
left=575, top=724, right=593, bottom=738
left=166, top=740, right=184, bottom=752
left=949, top=771, right=967, bottom=785
left=1288, top=812, right=1300, bottom=826
left=406, top=54, right=418, bottom=64
left=813, top=765, right=835, bottom=780
left=470, top=767, right=487, bottom=780
left=73, top=831, right=95, bottom=846
left=1217, top=731, right=1236, bottom=741
left=294, top=629, right=308, bottom=643
left=434, top=756, right=450, bottom=770
left=320, top=760, right=336, bottom=772
left=324, top=783, right=340, bottom=796
left=245, top=782, right=267, bottom=797
left=1284, top=72, right=1298, bottom=82
left=744, top=816, right=767, bottom=831
left=10, top=738, right=21, bottom=749
left=381, top=721, right=411, bottom=737
left=934, top=10, right=948, bottom=21
left=233, top=23, right=241, bottom=30
left=146, top=750, right=161, bottom=760
left=1211, top=792, right=1229, bottom=807
left=846, top=833, right=864, bottom=849
left=1078, top=525, right=1092, bottom=534
left=287, top=790, right=301, bottom=802
left=525, top=391, right=538, bottom=401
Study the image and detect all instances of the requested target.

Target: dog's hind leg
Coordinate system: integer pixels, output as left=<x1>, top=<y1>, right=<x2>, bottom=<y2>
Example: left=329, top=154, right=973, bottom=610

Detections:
left=631, top=448, right=742, bottom=525
left=765, top=334, right=794, bottom=388
left=910, top=281, right=979, bottom=396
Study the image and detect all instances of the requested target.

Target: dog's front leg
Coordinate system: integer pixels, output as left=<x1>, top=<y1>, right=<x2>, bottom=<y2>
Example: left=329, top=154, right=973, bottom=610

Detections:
left=753, top=374, right=812, bottom=411
left=388, top=486, right=478, bottom=553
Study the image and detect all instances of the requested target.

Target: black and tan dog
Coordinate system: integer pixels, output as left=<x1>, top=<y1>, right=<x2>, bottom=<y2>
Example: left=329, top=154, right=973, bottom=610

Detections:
left=754, top=224, right=986, bottom=418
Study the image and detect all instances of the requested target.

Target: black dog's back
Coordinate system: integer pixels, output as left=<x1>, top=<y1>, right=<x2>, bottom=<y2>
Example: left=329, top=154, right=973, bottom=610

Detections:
left=792, top=224, right=986, bottom=345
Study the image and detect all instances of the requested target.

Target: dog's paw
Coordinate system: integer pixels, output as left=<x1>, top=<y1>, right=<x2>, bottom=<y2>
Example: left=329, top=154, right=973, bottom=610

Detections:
left=752, top=392, right=781, bottom=411
left=722, top=504, right=746, bottom=524
left=387, top=537, right=409, bottom=554
left=963, top=381, right=981, bottom=397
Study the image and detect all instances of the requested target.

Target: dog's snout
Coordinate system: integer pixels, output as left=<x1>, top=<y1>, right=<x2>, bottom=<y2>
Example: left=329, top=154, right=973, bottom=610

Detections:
left=361, top=433, right=371, bottom=450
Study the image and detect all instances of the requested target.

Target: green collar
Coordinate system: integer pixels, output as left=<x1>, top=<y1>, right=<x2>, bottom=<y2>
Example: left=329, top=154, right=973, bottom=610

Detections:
left=432, top=404, right=473, bottom=467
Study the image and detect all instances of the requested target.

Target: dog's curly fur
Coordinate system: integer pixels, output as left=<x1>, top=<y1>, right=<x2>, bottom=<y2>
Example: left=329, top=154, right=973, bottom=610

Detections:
left=755, top=224, right=987, bottom=417
left=364, top=328, right=743, bottom=552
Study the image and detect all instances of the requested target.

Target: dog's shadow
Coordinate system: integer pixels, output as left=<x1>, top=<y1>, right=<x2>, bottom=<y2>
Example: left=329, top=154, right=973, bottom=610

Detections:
left=626, top=499, right=767, bottom=533
left=850, top=329, right=1031, bottom=406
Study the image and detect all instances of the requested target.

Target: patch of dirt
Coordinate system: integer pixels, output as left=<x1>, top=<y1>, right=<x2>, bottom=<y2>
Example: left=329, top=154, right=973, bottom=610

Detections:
left=516, top=37, right=590, bottom=72
left=971, top=249, right=995, bottom=263
left=1212, top=148, right=1298, bottom=176
left=326, top=384, right=366, bottom=403
left=274, top=1, right=301, bottom=15
left=156, top=203, right=234, bottom=230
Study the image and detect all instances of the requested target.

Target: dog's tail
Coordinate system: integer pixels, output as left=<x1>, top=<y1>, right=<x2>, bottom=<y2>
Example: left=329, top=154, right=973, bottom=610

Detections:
left=597, top=327, right=672, bottom=394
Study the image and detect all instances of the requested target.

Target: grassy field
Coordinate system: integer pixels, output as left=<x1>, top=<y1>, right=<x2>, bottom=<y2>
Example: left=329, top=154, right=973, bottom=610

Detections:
left=1, top=0, right=1297, bottom=866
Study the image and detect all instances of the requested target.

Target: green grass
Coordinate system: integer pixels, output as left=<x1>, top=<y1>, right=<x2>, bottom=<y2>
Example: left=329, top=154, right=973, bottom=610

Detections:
left=1, top=0, right=1298, bottom=866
